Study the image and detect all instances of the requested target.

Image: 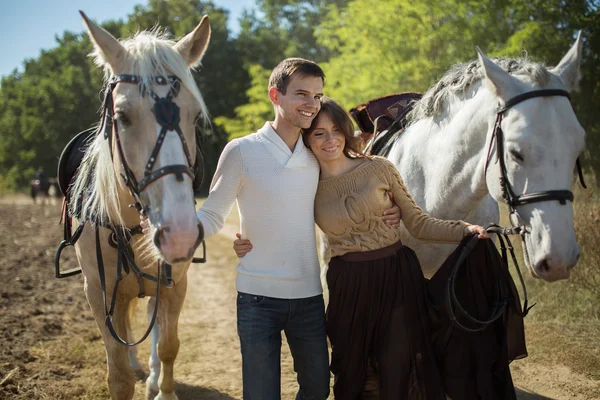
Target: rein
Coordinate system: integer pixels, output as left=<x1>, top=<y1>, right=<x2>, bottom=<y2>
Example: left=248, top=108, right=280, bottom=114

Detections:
left=445, top=224, right=535, bottom=333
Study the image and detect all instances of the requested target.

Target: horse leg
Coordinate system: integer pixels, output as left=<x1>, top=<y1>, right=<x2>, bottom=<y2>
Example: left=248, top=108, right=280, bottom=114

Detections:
left=127, top=298, right=145, bottom=379
left=85, top=284, right=136, bottom=400
left=152, top=277, right=187, bottom=400
left=146, top=297, right=161, bottom=399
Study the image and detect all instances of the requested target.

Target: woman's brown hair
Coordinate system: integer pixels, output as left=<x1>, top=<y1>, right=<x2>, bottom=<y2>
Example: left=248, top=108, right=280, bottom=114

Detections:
left=303, top=96, right=365, bottom=158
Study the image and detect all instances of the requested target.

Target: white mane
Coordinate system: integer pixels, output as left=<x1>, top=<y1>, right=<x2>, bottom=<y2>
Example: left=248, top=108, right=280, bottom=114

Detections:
left=69, top=30, right=209, bottom=227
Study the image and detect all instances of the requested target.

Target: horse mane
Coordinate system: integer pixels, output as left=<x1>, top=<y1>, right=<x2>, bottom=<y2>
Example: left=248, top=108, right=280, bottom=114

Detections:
left=69, top=29, right=209, bottom=227
left=408, top=57, right=553, bottom=123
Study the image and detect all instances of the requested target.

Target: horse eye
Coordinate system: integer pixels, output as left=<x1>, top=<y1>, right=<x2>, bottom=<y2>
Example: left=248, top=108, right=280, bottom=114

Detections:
left=115, top=112, right=131, bottom=126
left=509, top=149, right=524, bottom=162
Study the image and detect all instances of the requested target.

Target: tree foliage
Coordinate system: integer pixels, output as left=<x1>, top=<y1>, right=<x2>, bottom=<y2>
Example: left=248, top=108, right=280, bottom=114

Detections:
left=1, top=0, right=598, bottom=192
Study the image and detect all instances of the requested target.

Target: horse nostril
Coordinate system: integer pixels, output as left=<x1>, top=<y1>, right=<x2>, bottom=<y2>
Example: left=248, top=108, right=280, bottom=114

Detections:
left=538, top=259, right=550, bottom=273
left=153, top=226, right=171, bottom=249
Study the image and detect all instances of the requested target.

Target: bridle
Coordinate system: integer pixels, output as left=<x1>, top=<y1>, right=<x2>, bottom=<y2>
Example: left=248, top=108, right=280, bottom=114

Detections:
left=447, top=89, right=587, bottom=332
left=486, top=89, right=586, bottom=213
left=484, top=89, right=586, bottom=267
left=101, top=74, right=202, bottom=219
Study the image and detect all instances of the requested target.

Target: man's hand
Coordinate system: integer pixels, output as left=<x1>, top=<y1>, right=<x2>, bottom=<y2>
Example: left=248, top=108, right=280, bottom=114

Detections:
left=233, top=233, right=253, bottom=258
left=382, top=191, right=401, bottom=228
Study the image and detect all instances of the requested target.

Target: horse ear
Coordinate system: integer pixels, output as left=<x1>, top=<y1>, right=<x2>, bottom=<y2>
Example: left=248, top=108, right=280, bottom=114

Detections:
left=174, top=15, right=211, bottom=67
left=476, top=47, right=522, bottom=100
left=79, top=11, right=127, bottom=73
left=550, top=31, right=583, bottom=92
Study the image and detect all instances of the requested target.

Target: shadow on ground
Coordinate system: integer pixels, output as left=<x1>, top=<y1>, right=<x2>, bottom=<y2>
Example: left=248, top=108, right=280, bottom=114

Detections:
left=516, top=387, right=554, bottom=400
left=175, top=382, right=237, bottom=400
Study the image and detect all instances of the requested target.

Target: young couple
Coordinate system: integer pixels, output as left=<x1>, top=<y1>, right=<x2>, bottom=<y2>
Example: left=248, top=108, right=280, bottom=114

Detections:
left=143, top=57, right=519, bottom=399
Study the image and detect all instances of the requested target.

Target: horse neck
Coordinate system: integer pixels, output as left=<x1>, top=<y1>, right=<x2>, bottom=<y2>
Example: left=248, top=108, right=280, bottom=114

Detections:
left=399, top=87, right=497, bottom=219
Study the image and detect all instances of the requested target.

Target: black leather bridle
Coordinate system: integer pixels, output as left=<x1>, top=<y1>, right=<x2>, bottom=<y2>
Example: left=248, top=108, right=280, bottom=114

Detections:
left=485, top=89, right=586, bottom=213
left=101, top=74, right=203, bottom=219
left=447, top=89, right=587, bottom=332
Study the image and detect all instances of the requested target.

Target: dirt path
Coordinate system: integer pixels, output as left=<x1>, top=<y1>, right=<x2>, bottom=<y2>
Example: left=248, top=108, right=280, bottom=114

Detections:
left=0, top=196, right=598, bottom=399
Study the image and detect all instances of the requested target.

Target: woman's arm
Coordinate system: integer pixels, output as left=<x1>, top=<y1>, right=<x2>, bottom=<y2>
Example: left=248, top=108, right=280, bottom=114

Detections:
left=383, top=160, right=490, bottom=242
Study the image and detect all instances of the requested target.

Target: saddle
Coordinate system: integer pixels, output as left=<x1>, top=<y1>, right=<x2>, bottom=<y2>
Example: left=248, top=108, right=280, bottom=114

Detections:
left=57, top=127, right=96, bottom=198
left=349, top=92, right=422, bottom=157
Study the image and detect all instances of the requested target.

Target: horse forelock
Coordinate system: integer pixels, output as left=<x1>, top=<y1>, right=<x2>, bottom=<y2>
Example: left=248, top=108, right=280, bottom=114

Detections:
left=96, top=30, right=210, bottom=126
left=408, top=57, right=553, bottom=123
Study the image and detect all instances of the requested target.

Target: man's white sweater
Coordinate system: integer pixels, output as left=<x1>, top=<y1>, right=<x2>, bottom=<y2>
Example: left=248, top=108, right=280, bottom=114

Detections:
left=196, top=122, right=322, bottom=299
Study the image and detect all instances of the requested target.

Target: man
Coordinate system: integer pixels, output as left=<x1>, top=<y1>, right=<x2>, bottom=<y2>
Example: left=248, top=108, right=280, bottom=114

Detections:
left=196, top=58, right=400, bottom=399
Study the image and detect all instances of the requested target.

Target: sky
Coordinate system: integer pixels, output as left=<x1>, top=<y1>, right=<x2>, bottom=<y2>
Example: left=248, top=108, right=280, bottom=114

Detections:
left=0, top=0, right=257, bottom=79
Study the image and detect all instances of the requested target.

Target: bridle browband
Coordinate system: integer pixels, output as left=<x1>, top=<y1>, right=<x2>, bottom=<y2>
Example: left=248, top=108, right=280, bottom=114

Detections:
left=447, top=88, right=587, bottom=332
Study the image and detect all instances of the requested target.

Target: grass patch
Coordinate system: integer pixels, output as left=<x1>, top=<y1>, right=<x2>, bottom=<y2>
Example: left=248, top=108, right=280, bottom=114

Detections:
left=498, top=183, right=600, bottom=382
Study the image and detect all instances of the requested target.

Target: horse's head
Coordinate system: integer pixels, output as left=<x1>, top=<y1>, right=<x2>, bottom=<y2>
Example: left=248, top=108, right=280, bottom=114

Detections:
left=478, top=35, right=586, bottom=282
left=80, top=12, right=211, bottom=264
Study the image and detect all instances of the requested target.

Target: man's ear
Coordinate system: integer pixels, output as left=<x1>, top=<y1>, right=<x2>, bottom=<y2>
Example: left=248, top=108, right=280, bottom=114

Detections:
left=268, top=87, right=279, bottom=105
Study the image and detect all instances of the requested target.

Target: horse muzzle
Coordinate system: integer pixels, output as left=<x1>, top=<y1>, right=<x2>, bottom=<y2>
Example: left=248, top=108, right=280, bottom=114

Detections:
left=531, top=253, right=579, bottom=282
left=153, top=222, right=204, bottom=264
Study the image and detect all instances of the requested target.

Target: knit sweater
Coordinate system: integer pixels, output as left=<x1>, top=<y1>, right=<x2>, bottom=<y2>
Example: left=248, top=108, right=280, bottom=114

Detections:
left=196, top=122, right=322, bottom=299
left=315, top=156, right=468, bottom=258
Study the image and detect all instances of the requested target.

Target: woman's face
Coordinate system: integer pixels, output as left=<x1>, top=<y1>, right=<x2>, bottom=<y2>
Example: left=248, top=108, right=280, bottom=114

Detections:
left=306, top=112, right=345, bottom=164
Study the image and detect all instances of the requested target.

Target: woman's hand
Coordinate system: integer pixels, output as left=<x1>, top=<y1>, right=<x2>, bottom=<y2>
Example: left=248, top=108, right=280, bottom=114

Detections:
left=140, top=215, right=150, bottom=235
left=466, top=224, right=492, bottom=239
left=382, top=192, right=401, bottom=228
left=233, top=233, right=253, bottom=258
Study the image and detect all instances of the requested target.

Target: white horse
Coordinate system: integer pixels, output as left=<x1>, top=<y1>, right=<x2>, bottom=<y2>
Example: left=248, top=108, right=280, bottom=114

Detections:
left=387, top=34, right=585, bottom=282
left=68, top=12, right=211, bottom=400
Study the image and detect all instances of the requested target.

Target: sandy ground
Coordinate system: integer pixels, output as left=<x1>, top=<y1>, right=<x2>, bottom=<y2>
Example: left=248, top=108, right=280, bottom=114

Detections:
left=0, top=194, right=598, bottom=399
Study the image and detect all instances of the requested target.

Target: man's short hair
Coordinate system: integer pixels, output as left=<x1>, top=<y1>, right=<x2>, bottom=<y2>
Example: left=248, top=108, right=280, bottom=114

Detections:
left=268, top=58, right=325, bottom=94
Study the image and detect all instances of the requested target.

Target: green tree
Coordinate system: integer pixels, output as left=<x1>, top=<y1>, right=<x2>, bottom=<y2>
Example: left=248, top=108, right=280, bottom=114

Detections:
left=0, top=29, right=106, bottom=189
left=236, top=0, right=351, bottom=68
left=214, top=64, right=272, bottom=140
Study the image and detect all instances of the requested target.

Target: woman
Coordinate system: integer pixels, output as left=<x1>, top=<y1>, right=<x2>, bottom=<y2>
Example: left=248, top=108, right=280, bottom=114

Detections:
left=236, top=97, right=525, bottom=399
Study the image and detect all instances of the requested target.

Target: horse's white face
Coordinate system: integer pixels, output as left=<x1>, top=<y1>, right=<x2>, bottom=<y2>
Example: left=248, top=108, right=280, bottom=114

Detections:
left=82, top=13, right=211, bottom=264
left=479, top=38, right=586, bottom=281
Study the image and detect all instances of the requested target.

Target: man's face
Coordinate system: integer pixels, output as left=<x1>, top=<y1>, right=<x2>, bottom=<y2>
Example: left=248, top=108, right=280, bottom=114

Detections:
left=274, top=74, right=323, bottom=129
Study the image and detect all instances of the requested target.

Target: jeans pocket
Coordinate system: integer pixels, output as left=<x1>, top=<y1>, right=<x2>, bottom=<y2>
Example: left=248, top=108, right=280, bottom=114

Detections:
left=237, top=292, right=265, bottom=307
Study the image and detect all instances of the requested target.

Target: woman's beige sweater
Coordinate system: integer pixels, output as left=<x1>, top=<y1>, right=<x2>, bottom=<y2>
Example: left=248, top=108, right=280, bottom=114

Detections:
left=315, top=156, right=469, bottom=258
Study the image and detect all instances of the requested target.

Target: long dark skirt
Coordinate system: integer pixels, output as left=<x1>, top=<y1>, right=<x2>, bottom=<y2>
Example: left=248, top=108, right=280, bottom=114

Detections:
left=326, top=238, right=527, bottom=400
left=326, top=241, right=446, bottom=400
left=428, top=236, right=527, bottom=400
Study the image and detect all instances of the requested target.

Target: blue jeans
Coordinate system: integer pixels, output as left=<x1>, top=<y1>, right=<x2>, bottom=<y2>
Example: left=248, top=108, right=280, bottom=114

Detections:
left=237, top=292, right=330, bottom=400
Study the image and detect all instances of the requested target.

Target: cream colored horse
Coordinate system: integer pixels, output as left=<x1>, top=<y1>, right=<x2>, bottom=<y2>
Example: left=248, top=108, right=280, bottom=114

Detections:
left=68, top=12, right=211, bottom=400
